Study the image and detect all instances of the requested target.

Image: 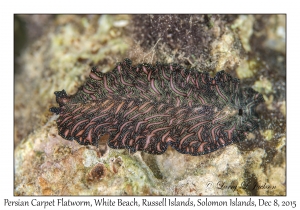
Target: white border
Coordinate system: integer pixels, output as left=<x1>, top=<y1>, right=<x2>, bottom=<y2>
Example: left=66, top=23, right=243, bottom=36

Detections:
left=2, top=0, right=297, bottom=209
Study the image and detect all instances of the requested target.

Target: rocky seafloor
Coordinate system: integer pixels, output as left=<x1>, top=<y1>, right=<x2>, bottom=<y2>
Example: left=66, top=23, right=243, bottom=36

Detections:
left=14, top=14, right=286, bottom=195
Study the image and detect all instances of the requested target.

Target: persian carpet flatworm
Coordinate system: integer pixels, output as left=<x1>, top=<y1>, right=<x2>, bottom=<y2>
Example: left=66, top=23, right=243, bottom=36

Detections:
left=50, top=58, right=264, bottom=156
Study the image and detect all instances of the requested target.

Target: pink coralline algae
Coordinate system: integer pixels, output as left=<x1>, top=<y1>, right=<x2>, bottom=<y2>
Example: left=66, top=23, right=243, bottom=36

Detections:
left=50, top=59, right=264, bottom=156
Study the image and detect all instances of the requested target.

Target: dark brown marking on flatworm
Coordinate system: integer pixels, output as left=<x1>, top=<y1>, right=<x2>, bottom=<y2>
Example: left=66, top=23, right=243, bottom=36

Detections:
left=50, top=58, right=264, bottom=156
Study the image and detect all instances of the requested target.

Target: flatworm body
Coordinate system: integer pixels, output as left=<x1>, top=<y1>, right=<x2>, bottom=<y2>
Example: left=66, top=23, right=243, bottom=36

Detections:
left=50, top=58, right=264, bottom=156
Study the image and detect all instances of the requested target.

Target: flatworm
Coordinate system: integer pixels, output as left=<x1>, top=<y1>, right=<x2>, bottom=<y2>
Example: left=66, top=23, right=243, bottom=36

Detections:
left=50, top=58, right=264, bottom=156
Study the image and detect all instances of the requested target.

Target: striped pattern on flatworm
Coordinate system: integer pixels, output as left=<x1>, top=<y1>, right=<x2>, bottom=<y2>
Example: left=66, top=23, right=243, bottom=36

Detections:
left=50, top=58, right=264, bottom=156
